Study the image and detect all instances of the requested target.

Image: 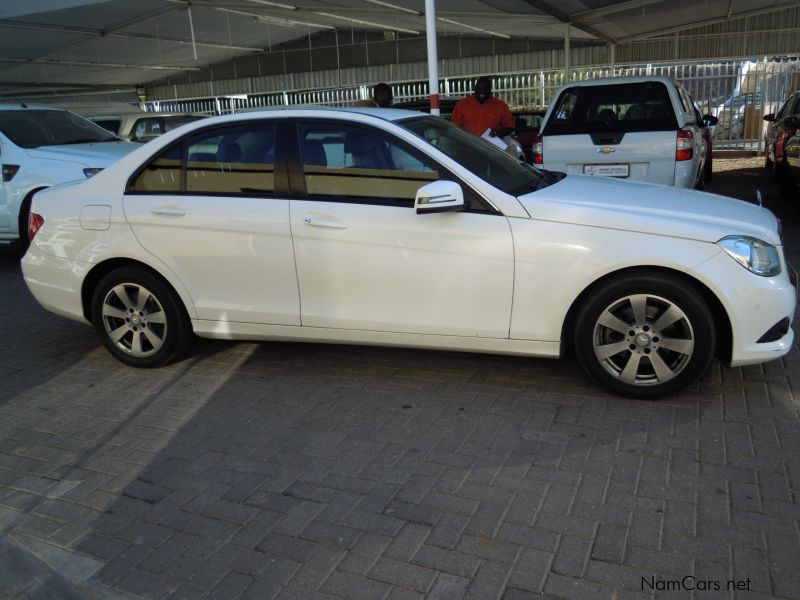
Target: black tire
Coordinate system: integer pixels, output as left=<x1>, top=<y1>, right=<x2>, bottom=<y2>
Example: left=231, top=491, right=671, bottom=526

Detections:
left=17, top=194, right=33, bottom=253
left=574, top=272, right=715, bottom=399
left=694, top=164, right=705, bottom=190
left=91, top=267, right=193, bottom=367
left=777, top=161, right=798, bottom=197
left=704, top=155, right=713, bottom=182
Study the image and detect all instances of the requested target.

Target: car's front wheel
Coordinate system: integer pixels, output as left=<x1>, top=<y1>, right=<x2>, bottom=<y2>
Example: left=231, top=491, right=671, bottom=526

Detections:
left=91, top=267, right=192, bottom=367
left=574, top=273, right=715, bottom=399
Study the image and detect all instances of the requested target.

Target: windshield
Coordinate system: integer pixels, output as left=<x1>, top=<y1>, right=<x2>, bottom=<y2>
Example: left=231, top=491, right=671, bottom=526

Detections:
left=0, top=110, right=118, bottom=148
left=398, top=116, right=552, bottom=195
left=543, top=82, right=678, bottom=135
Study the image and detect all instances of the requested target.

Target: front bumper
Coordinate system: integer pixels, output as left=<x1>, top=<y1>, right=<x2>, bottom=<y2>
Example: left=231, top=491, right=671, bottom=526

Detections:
left=690, top=250, right=796, bottom=367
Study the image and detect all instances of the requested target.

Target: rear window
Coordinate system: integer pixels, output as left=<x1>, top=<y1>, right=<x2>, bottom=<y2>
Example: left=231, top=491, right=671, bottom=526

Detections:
left=543, top=82, right=678, bottom=135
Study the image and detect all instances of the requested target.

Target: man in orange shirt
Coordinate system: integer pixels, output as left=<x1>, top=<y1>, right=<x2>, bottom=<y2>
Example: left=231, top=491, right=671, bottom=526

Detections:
left=452, top=77, right=515, bottom=138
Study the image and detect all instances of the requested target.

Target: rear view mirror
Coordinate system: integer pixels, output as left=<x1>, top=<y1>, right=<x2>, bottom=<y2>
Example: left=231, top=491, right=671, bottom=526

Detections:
left=702, top=114, right=718, bottom=127
left=763, top=113, right=775, bottom=122
left=415, top=180, right=466, bottom=214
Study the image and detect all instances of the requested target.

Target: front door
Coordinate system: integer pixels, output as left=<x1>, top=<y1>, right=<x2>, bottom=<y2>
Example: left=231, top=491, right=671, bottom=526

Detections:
left=290, top=120, right=514, bottom=338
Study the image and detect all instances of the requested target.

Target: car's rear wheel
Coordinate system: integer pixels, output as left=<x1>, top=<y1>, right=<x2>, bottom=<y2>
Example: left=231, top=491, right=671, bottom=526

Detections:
left=704, top=155, right=713, bottom=182
left=574, top=273, right=715, bottom=399
left=91, top=267, right=192, bottom=367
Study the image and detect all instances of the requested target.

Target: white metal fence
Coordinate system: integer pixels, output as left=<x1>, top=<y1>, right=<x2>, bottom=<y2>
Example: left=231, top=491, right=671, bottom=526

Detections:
left=145, top=56, right=800, bottom=151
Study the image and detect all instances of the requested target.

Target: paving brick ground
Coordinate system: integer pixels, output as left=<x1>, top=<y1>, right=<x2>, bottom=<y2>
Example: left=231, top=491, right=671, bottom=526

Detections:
left=0, top=162, right=798, bottom=599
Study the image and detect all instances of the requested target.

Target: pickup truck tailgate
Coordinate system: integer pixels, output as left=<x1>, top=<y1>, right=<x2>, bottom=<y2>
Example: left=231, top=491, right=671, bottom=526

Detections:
left=542, top=131, right=677, bottom=186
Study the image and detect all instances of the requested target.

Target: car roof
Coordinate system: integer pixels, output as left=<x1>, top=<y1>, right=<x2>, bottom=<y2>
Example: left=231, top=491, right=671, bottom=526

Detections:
left=90, top=112, right=205, bottom=119
left=221, top=106, right=425, bottom=123
left=558, top=75, right=678, bottom=88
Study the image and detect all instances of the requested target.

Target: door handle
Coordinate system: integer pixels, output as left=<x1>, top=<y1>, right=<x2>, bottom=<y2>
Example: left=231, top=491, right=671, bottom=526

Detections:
left=150, top=206, right=186, bottom=217
left=303, top=216, right=347, bottom=229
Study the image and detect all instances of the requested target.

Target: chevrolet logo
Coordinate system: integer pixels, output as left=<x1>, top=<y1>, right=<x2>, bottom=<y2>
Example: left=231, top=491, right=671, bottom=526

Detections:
left=598, top=147, right=616, bottom=154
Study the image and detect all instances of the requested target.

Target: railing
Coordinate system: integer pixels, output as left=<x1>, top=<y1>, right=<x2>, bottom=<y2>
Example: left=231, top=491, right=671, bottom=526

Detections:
left=145, top=56, right=800, bottom=151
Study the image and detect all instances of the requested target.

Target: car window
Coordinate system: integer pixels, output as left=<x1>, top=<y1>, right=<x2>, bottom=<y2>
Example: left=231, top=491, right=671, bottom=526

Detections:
left=93, top=119, right=121, bottom=134
left=0, top=109, right=117, bottom=148
left=675, top=86, right=689, bottom=114
left=544, top=82, right=678, bottom=135
left=298, top=123, right=438, bottom=204
left=399, top=116, right=552, bottom=196
left=133, top=118, right=163, bottom=141
left=186, top=124, right=277, bottom=195
left=130, top=143, right=182, bottom=193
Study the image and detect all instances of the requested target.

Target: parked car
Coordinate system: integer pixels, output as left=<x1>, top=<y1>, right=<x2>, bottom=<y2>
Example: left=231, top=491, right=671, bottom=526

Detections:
left=533, top=76, right=711, bottom=188
left=22, top=108, right=795, bottom=399
left=764, top=91, right=800, bottom=196
left=89, top=112, right=206, bottom=143
left=0, top=104, right=139, bottom=248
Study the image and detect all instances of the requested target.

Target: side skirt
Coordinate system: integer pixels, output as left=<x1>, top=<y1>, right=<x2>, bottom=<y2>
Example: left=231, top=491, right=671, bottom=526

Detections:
left=192, top=320, right=562, bottom=359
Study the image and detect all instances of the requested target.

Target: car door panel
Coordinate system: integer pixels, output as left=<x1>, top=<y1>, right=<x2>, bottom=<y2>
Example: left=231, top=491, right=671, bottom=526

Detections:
left=124, top=122, right=300, bottom=325
left=291, top=200, right=514, bottom=336
left=289, top=120, right=514, bottom=337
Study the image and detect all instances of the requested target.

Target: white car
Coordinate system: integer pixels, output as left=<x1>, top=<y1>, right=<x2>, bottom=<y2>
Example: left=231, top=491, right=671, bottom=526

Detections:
left=534, top=76, right=710, bottom=188
left=21, top=108, right=796, bottom=398
left=89, top=112, right=206, bottom=143
left=0, top=104, right=138, bottom=247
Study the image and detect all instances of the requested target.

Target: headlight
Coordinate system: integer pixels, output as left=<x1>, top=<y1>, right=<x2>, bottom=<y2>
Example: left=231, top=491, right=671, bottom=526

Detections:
left=718, top=236, right=781, bottom=276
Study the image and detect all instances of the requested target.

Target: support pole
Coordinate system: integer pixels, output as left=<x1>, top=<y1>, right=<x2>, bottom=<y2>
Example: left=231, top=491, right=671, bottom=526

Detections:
left=609, top=42, right=616, bottom=76
left=564, top=22, right=571, bottom=83
left=424, top=0, right=440, bottom=115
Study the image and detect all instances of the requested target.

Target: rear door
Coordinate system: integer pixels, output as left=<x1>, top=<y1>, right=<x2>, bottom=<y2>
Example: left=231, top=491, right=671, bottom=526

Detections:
left=541, top=81, right=678, bottom=185
left=123, top=121, right=300, bottom=325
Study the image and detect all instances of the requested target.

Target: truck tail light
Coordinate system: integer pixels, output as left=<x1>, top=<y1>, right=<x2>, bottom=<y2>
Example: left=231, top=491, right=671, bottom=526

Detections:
left=2, top=164, right=19, bottom=182
left=676, top=129, right=693, bottom=161
left=533, top=134, right=543, bottom=165
left=776, top=131, right=794, bottom=158
left=28, top=212, right=44, bottom=242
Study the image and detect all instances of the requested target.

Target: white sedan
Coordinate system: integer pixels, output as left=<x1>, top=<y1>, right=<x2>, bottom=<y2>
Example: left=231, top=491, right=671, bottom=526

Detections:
left=21, top=108, right=796, bottom=398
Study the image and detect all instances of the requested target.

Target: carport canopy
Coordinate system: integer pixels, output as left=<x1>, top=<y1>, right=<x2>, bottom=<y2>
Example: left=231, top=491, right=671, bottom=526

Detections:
left=0, top=0, right=793, bottom=98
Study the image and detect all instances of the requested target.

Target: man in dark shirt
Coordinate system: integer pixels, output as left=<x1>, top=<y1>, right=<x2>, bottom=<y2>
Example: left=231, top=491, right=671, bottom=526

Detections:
left=452, top=77, right=515, bottom=138
left=354, top=83, right=394, bottom=108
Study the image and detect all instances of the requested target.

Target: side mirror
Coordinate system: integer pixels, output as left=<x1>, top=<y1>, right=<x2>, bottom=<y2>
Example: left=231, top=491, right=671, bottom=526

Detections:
left=763, top=113, right=775, bottom=122
left=702, top=114, right=718, bottom=127
left=415, top=180, right=466, bottom=214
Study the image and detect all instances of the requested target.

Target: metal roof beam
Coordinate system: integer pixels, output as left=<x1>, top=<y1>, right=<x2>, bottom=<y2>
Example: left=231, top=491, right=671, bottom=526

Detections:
left=571, top=0, right=665, bottom=22
left=618, top=1, right=800, bottom=42
left=0, top=57, right=201, bottom=71
left=0, top=19, right=265, bottom=52
left=517, top=0, right=613, bottom=43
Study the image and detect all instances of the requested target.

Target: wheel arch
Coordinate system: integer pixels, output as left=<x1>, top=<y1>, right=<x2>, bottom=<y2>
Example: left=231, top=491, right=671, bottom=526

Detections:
left=81, top=257, right=193, bottom=326
left=560, top=265, right=732, bottom=364
left=18, top=186, right=49, bottom=238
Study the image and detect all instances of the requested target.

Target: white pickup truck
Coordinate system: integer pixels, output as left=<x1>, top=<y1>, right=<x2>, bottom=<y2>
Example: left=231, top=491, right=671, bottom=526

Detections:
left=533, top=76, right=711, bottom=188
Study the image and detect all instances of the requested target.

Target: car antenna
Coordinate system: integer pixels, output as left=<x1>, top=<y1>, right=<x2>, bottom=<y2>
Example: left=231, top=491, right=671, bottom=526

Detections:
left=756, top=189, right=763, bottom=207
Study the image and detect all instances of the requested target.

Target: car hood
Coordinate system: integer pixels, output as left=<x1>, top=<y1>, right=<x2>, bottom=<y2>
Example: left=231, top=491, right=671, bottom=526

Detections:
left=518, top=174, right=781, bottom=245
left=26, top=141, right=138, bottom=166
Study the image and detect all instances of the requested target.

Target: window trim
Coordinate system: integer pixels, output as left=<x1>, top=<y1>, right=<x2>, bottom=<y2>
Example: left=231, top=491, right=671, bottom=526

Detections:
left=287, top=118, right=502, bottom=215
left=124, top=119, right=291, bottom=197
